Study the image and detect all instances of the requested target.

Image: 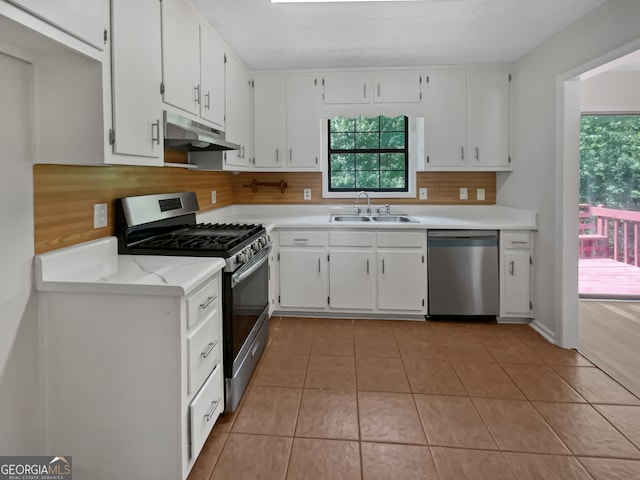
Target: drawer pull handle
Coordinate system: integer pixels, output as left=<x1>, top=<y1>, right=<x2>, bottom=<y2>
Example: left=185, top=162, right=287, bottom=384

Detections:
left=201, top=339, right=219, bottom=359
left=200, top=295, right=216, bottom=310
left=511, top=241, right=528, bottom=245
left=293, top=238, right=309, bottom=242
left=204, top=397, right=222, bottom=422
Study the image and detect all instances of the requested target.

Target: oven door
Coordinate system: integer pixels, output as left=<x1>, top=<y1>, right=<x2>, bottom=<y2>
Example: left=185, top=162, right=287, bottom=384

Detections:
left=224, top=246, right=271, bottom=378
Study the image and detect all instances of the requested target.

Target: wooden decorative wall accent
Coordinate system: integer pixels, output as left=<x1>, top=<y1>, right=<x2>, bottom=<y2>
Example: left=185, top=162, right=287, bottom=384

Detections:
left=232, top=171, right=496, bottom=205
left=34, top=161, right=495, bottom=254
left=34, top=164, right=233, bottom=253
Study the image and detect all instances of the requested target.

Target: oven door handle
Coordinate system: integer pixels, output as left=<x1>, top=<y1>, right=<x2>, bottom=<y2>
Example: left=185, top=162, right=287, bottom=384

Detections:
left=231, top=245, right=272, bottom=288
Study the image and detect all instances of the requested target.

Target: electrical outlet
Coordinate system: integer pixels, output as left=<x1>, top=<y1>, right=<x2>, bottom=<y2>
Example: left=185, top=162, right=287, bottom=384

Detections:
left=459, top=188, right=468, bottom=200
left=419, top=188, right=428, bottom=200
left=303, top=188, right=311, bottom=201
left=477, top=188, right=485, bottom=201
left=93, top=203, right=107, bottom=229
left=211, top=190, right=217, bottom=204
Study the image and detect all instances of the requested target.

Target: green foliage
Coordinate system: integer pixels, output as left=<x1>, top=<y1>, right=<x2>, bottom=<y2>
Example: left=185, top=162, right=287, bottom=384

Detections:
left=328, top=115, right=407, bottom=191
left=580, top=115, right=640, bottom=210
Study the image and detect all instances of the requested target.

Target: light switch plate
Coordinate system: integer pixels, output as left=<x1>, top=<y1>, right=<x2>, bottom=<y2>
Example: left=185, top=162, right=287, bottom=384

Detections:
left=93, top=203, right=107, bottom=229
left=477, top=188, right=485, bottom=201
left=211, top=190, right=217, bottom=204
left=459, top=188, right=468, bottom=200
left=303, top=188, right=311, bottom=200
left=419, top=188, right=428, bottom=200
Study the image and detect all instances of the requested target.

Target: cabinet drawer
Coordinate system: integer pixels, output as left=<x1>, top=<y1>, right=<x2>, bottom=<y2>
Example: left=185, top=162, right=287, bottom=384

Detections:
left=502, top=232, right=531, bottom=249
left=187, top=308, right=220, bottom=395
left=377, top=231, right=426, bottom=248
left=330, top=231, right=375, bottom=247
left=279, top=230, right=328, bottom=246
left=189, top=364, right=223, bottom=459
left=187, top=277, right=218, bottom=329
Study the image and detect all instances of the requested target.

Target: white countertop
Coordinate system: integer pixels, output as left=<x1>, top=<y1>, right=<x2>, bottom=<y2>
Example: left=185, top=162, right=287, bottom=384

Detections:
left=197, top=204, right=538, bottom=231
left=35, top=237, right=225, bottom=296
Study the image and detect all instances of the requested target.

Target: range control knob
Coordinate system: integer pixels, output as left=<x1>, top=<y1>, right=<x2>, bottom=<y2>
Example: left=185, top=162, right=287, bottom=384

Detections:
left=251, top=241, right=260, bottom=252
left=259, top=236, right=268, bottom=246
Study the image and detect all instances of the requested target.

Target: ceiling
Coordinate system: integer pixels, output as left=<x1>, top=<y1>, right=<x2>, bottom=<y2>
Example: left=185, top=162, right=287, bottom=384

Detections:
left=192, top=0, right=607, bottom=71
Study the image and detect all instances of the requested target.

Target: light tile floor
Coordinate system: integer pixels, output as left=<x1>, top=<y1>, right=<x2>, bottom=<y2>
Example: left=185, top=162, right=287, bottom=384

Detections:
left=188, top=317, right=640, bottom=480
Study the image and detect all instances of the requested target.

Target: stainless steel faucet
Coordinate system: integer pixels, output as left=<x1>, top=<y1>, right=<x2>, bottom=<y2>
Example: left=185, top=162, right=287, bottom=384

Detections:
left=355, top=191, right=371, bottom=215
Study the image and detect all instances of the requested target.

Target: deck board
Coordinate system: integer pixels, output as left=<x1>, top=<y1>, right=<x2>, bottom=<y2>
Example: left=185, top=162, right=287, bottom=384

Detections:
left=579, top=258, right=640, bottom=297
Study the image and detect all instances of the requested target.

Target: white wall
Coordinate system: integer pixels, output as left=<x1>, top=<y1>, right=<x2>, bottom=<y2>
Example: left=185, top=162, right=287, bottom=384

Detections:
left=0, top=52, right=42, bottom=453
left=581, top=71, right=640, bottom=112
left=498, top=0, right=640, bottom=345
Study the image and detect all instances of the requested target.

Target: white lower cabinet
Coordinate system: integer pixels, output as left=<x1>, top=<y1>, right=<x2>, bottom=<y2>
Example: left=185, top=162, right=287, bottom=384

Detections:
left=329, top=250, right=376, bottom=310
left=39, top=272, right=224, bottom=479
left=278, top=230, right=328, bottom=309
left=276, top=229, right=428, bottom=315
left=500, top=231, right=534, bottom=318
left=378, top=250, right=425, bottom=311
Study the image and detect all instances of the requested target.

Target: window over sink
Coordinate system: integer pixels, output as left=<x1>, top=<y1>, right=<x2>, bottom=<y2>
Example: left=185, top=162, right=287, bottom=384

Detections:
left=328, top=115, right=409, bottom=192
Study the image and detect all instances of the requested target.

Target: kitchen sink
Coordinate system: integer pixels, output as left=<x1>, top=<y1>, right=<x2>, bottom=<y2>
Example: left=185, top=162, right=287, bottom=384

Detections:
left=372, top=215, right=418, bottom=223
left=330, top=215, right=372, bottom=222
left=330, top=214, right=419, bottom=223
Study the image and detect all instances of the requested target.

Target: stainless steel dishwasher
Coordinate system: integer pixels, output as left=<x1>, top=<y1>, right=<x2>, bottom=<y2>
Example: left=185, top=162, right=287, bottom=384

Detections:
left=427, top=230, right=499, bottom=316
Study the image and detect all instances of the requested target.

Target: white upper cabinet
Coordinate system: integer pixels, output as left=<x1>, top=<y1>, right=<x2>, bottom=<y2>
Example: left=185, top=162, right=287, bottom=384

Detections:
left=253, top=76, right=286, bottom=168
left=286, top=75, right=320, bottom=169
left=8, top=0, right=109, bottom=50
left=423, top=71, right=467, bottom=168
left=322, top=73, right=370, bottom=104
left=224, top=54, right=253, bottom=169
left=110, top=0, right=163, bottom=162
left=467, top=71, right=510, bottom=168
left=161, top=0, right=200, bottom=116
left=254, top=75, right=321, bottom=170
left=199, top=24, right=225, bottom=129
left=422, top=70, right=510, bottom=171
left=161, top=0, right=226, bottom=130
left=373, top=71, right=422, bottom=104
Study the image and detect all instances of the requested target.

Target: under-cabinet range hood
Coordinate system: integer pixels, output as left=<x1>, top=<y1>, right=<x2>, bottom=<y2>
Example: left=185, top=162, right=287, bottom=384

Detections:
left=163, top=110, right=240, bottom=152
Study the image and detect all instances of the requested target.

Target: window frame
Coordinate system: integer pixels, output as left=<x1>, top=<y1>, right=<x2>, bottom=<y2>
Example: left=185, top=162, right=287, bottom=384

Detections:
left=321, top=116, right=419, bottom=199
left=327, top=116, right=410, bottom=193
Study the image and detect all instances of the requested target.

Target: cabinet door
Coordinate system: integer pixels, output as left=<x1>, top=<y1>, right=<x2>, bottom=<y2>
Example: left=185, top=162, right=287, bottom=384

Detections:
left=373, top=71, right=422, bottom=104
left=279, top=248, right=327, bottom=308
left=199, top=25, right=225, bottom=129
left=378, top=250, right=425, bottom=311
left=286, top=75, right=320, bottom=169
left=329, top=250, right=375, bottom=310
left=502, top=250, right=531, bottom=316
left=9, top=0, right=109, bottom=50
left=111, top=0, right=163, bottom=161
left=423, top=71, right=467, bottom=168
left=254, top=76, right=286, bottom=168
left=467, top=71, right=510, bottom=168
left=161, top=0, right=199, bottom=115
left=322, top=73, right=370, bottom=104
left=224, top=55, right=253, bottom=168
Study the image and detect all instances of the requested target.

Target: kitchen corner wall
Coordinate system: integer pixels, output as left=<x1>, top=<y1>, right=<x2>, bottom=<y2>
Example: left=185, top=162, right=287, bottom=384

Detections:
left=33, top=152, right=496, bottom=253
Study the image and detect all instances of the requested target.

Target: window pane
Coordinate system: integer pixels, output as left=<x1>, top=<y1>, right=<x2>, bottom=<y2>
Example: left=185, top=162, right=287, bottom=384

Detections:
left=331, top=171, right=356, bottom=189
left=380, top=153, right=405, bottom=170
left=380, top=132, right=405, bottom=149
left=380, top=170, right=406, bottom=189
left=330, top=153, right=355, bottom=172
left=356, top=116, right=379, bottom=132
left=330, top=132, right=355, bottom=150
left=380, top=115, right=405, bottom=132
left=330, top=117, right=355, bottom=133
left=356, top=171, right=379, bottom=189
left=356, top=132, right=379, bottom=150
left=356, top=153, right=378, bottom=171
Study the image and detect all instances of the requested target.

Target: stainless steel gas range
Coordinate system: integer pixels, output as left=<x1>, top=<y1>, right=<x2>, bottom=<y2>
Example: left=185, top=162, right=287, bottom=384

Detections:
left=116, top=191, right=270, bottom=411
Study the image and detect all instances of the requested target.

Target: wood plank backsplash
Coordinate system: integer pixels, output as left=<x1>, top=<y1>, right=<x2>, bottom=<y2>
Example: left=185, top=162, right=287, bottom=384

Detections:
left=34, top=159, right=496, bottom=253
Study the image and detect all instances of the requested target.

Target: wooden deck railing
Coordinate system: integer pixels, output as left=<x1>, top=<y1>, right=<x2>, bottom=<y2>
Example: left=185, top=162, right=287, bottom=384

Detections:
left=580, top=203, right=640, bottom=266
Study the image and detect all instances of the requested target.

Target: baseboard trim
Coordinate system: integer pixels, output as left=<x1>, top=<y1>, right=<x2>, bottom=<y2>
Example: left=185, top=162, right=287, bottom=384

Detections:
left=529, top=320, right=556, bottom=344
